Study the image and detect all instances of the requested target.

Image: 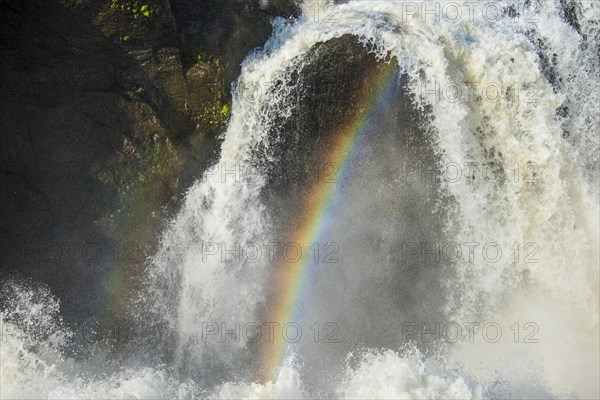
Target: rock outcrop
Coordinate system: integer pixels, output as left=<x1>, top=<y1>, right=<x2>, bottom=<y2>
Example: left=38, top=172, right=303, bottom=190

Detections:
left=0, top=0, right=297, bottom=323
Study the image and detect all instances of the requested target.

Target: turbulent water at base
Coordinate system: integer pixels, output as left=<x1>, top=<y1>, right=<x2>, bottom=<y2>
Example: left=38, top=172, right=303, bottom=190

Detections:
left=2, top=1, right=599, bottom=399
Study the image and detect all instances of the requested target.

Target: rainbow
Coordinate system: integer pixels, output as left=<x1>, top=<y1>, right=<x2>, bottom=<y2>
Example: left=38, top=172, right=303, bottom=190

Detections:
left=258, top=59, right=399, bottom=381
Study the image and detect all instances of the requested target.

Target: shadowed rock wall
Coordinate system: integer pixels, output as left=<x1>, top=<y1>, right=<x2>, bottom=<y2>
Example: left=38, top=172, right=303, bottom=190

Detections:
left=0, top=0, right=298, bottom=322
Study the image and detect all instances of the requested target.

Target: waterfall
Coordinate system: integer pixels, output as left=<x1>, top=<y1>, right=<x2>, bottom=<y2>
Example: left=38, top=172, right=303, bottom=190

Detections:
left=2, top=1, right=598, bottom=398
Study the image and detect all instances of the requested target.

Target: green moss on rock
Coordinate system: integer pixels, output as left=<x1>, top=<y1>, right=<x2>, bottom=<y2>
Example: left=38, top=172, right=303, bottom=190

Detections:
left=110, top=0, right=161, bottom=20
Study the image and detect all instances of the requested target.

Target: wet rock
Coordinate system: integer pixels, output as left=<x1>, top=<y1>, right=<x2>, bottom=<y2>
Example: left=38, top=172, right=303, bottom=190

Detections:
left=169, top=0, right=300, bottom=81
left=262, top=35, right=394, bottom=214
left=0, top=0, right=298, bottom=324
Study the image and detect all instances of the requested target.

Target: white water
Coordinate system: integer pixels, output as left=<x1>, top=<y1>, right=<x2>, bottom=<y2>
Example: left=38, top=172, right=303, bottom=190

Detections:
left=2, top=1, right=599, bottom=398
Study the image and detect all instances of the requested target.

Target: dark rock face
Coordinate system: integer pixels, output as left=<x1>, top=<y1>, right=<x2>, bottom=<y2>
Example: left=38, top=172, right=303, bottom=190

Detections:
left=261, top=35, right=390, bottom=215
left=0, top=0, right=297, bottom=324
left=261, top=35, right=431, bottom=224
left=169, top=0, right=300, bottom=80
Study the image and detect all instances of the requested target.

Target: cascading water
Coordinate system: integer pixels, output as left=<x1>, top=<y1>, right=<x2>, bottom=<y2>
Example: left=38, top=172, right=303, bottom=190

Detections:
left=1, top=1, right=598, bottom=398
